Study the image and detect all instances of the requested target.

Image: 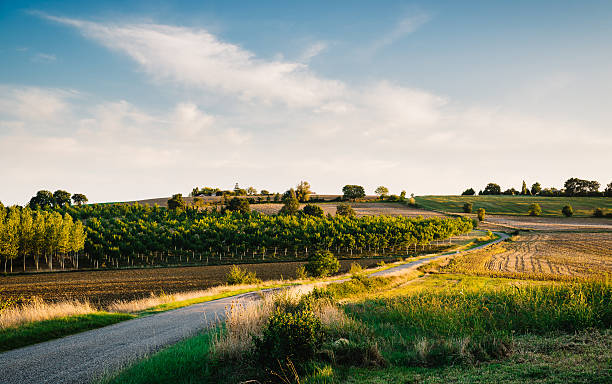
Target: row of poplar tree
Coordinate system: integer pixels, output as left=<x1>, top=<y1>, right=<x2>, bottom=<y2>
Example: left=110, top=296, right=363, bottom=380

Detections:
left=0, top=206, right=86, bottom=273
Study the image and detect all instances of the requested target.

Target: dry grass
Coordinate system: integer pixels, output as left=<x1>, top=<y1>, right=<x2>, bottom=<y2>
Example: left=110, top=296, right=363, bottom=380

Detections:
left=443, top=231, right=612, bottom=280
left=0, top=297, right=95, bottom=329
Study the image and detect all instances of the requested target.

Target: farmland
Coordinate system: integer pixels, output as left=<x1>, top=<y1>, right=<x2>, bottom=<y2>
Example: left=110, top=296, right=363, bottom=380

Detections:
left=415, top=195, right=612, bottom=217
left=251, top=202, right=444, bottom=217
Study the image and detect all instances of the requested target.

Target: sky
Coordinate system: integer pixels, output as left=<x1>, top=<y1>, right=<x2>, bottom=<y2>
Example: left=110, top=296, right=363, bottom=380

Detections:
left=1, top=0, right=611, bottom=205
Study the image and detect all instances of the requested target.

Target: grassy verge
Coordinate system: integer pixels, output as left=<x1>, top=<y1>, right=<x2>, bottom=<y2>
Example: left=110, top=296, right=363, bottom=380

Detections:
left=0, top=312, right=134, bottom=352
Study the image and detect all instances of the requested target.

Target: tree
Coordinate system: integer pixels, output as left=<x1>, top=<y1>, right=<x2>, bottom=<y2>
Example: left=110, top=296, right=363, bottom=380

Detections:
left=247, top=187, right=257, bottom=196
left=305, top=250, right=339, bottom=277
left=227, top=197, right=251, bottom=213
left=564, top=178, right=600, bottom=196
left=528, top=203, right=542, bottom=216
left=477, top=208, right=486, bottom=221
left=336, top=203, right=355, bottom=218
left=72, top=193, right=88, bottom=206
left=482, top=183, right=501, bottom=195
left=53, top=190, right=72, bottom=207
left=342, top=185, right=365, bottom=201
left=167, top=194, right=186, bottom=210
left=463, top=203, right=473, bottom=213
left=279, top=189, right=300, bottom=215
left=296, top=181, right=312, bottom=202
left=604, top=182, right=612, bottom=197
left=260, top=190, right=270, bottom=195
left=593, top=208, right=604, bottom=218
left=520, top=181, right=530, bottom=196
left=462, top=188, right=475, bottom=196
left=503, top=188, right=518, bottom=195
left=374, top=186, right=389, bottom=199
left=531, top=182, right=541, bottom=196
left=302, top=204, right=324, bottom=217
left=399, top=191, right=406, bottom=202
left=29, top=190, right=55, bottom=210
left=562, top=205, right=573, bottom=217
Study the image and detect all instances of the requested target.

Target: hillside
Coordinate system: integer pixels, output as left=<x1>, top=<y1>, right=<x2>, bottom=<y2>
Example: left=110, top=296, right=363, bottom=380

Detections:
left=415, top=195, right=612, bottom=217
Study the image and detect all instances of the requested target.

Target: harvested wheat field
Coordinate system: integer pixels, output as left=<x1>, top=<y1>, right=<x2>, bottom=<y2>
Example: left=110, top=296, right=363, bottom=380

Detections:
left=252, top=202, right=444, bottom=217
left=445, top=231, right=612, bottom=279
left=483, top=215, right=612, bottom=232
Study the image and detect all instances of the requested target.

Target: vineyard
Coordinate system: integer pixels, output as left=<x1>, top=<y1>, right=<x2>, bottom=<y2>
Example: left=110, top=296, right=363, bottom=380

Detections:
left=39, top=203, right=471, bottom=271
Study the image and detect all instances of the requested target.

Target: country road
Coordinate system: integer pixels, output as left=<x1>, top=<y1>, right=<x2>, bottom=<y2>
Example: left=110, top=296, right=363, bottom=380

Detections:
left=0, top=232, right=507, bottom=384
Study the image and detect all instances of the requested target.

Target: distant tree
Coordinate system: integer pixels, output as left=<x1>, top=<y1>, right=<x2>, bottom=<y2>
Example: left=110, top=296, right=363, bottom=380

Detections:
left=305, top=250, right=339, bottom=278
left=593, top=208, right=604, bottom=218
left=29, top=190, right=55, bottom=210
left=503, top=188, right=518, bottom=195
left=342, top=185, right=365, bottom=201
left=461, top=188, right=475, bottom=196
left=477, top=208, right=486, bottom=221
left=279, top=189, right=300, bottom=215
left=463, top=203, right=473, bottom=213
left=273, top=193, right=281, bottom=202
left=604, top=182, right=612, bottom=197
left=408, top=197, right=416, bottom=206
left=562, top=205, right=573, bottom=217
left=302, top=204, right=324, bottom=217
left=247, top=187, right=257, bottom=196
left=520, top=181, right=531, bottom=195
left=227, top=197, right=251, bottom=213
left=374, top=186, right=389, bottom=199
left=336, top=203, right=356, bottom=218
left=260, top=190, right=270, bottom=195
left=528, top=203, right=542, bottom=216
left=531, top=182, right=541, bottom=195
left=167, top=194, right=186, bottom=210
left=564, top=178, right=600, bottom=196
left=53, top=190, right=72, bottom=207
left=399, top=191, right=406, bottom=202
left=482, top=183, right=501, bottom=195
left=71, top=193, right=88, bottom=206
left=296, top=181, right=312, bottom=202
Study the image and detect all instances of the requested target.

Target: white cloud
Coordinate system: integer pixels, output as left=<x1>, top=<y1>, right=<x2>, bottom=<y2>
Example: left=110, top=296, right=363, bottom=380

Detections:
left=0, top=86, right=73, bottom=124
left=364, top=11, right=431, bottom=56
left=299, top=41, right=328, bottom=62
left=31, top=53, right=57, bottom=63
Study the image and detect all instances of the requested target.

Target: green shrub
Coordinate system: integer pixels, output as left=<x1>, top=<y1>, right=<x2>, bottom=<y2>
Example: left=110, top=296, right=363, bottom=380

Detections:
left=477, top=208, right=485, bottom=221
left=226, top=197, right=250, bottom=213
left=254, top=310, right=323, bottom=365
left=335, top=203, right=355, bottom=218
left=295, top=265, right=308, bottom=279
left=305, top=250, right=340, bottom=277
left=225, top=265, right=261, bottom=285
left=463, top=203, right=473, bottom=213
left=302, top=204, right=324, bottom=217
left=528, top=203, right=542, bottom=216
left=593, top=208, right=604, bottom=218
left=562, top=205, right=573, bottom=217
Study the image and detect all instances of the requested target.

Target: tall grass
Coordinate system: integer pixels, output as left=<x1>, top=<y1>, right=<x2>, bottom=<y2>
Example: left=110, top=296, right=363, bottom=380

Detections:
left=0, top=298, right=95, bottom=329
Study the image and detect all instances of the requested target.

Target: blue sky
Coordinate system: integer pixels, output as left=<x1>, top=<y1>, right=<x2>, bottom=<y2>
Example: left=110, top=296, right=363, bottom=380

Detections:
left=1, top=1, right=611, bottom=204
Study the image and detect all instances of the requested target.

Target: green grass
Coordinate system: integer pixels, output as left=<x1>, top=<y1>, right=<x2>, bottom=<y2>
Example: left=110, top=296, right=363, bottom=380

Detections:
left=0, top=312, right=134, bottom=352
left=415, top=195, right=612, bottom=217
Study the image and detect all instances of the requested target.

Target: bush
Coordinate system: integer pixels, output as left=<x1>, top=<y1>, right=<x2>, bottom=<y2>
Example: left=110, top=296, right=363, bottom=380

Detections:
left=477, top=208, right=485, bottom=221
left=302, top=204, right=325, bottom=217
left=593, top=208, right=604, bottom=218
left=562, top=205, right=573, bottom=217
left=408, top=197, right=416, bottom=206
left=348, top=262, right=363, bottom=276
left=336, top=203, right=355, bottom=218
left=254, top=310, right=323, bottom=365
left=226, top=197, right=250, bottom=213
left=471, top=218, right=479, bottom=229
left=528, top=203, right=542, bottom=216
left=226, top=265, right=261, bottom=285
left=295, top=265, right=308, bottom=279
left=462, top=188, right=475, bottom=196
left=463, top=203, right=473, bottom=213
left=305, top=250, right=340, bottom=278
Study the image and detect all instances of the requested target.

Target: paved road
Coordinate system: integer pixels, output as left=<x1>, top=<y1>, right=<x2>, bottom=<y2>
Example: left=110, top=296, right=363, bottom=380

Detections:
left=0, top=232, right=507, bottom=384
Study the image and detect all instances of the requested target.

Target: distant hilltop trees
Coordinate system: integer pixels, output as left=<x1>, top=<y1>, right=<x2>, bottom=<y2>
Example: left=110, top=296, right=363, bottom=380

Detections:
left=463, top=178, right=612, bottom=197
left=28, top=190, right=88, bottom=209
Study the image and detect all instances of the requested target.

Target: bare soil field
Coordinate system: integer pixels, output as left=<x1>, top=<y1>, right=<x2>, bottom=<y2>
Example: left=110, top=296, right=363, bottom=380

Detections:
left=483, top=215, right=612, bottom=231
left=0, top=258, right=387, bottom=306
left=445, top=231, right=612, bottom=279
left=252, top=202, right=444, bottom=217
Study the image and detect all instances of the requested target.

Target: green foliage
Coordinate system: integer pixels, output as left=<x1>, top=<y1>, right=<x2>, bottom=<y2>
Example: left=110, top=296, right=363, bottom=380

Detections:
left=462, top=203, right=472, bottom=213
left=279, top=189, right=300, bottom=215
left=477, top=208, right=485, bottom=221
left=342, top=185, right=365, bottom=201
left=28, top=190, right=55, bottom=210
left=374, top=186, right=389, bottom=199
left=593, top=208, right=604, bottom=218
left=254, top=309, right=323, bottom=365
left=461, top=188, right=475, bottom=196
left=305, top=250, right=340, bottom=277
left=531, top=182, right=541, bottom=195
left=296, top=181, right=312, bottom=202
left=562, top=205, right=573, bottom=217
left=71, top=193, right=88, bottom=206
left=226, top=197, right=250, bottom=213
left=520, top=181, right=530, bottom=196
left=528, top=203, right=542, bottom=216
left=399, top=191, right=406, bottom=202
left=302, top=204, right=324, bottom=217
left=53, top=190, right=72, bottom=207
left=167, top=194, right=186, bottom=211
left=295, top=265, right=308, bottom=279
left=564, top=178, right=601, bottom=196
left=482, top=183, right=501, bottom=195
left=226, top=265, right=261, bottom=285
left=335, top=203, right=355, bottom=218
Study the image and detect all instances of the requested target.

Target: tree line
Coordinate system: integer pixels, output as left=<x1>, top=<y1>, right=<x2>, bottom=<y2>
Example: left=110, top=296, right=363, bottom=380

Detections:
left=462, top=178, right=612, bottom=197
left=0, top=206, right=86, bottom=273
